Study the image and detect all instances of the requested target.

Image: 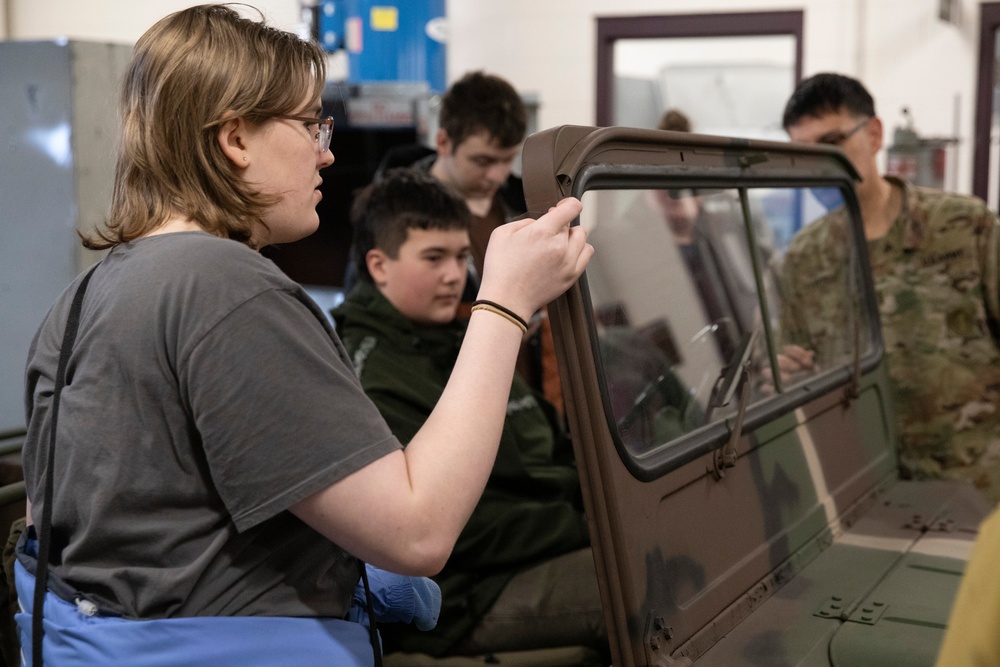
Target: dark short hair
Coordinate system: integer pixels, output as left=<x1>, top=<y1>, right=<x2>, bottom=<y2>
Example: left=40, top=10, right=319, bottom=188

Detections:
left=782, top=73, right=876, bottom=130
left=657, top=108, right=691, bottom=133
left=439, top=71, right=527, bottom=149
left=351, top=168, right=472, bottom=283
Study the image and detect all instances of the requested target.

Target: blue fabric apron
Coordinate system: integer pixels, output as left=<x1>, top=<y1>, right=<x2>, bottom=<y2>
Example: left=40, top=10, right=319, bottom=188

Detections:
left=14, top=560, right=375, bottom=667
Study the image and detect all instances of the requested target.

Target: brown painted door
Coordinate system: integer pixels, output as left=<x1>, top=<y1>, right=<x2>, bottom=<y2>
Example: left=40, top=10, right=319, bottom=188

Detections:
left=521, top=126, right=908, bottom=666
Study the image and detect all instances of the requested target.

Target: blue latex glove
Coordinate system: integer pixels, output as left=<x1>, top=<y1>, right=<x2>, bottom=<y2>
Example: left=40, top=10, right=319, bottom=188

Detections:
left=348, top=565, right=441, bottom=631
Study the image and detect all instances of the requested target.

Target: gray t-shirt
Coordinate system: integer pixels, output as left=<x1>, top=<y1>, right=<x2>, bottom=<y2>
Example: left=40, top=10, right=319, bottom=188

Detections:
left=23, top=232, right=400, bottom=619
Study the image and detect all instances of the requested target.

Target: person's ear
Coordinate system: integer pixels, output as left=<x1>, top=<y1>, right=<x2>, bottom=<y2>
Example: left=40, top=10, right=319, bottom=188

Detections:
left=366, top=248, right=391, bottom=286
left=867, top=116, right=884, bottom=154
left=217, top=115, right=251, bottom=168
left=435, top=128, right=453, bottom=158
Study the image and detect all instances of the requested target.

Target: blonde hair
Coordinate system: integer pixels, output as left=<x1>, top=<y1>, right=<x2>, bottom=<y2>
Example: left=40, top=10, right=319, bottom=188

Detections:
left=85, top=4, right=327, bottom=250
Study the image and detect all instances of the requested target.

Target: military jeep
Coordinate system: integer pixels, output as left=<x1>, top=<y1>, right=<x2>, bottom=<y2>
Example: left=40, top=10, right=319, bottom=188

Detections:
left=518, top=125, right=989, bottom=667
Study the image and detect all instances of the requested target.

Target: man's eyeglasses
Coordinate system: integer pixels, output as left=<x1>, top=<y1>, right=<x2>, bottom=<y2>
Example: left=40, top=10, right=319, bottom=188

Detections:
left=815, top=118, right=870, bottom=146
left=273, top=114, right=334, bottom=154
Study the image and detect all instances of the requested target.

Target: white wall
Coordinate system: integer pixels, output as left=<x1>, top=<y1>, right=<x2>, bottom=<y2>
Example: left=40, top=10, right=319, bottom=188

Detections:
left=446, top=0, right=985, bottom=193
left=3, top=0, right=989, bottom=193
left=5, top=0, right=303, bottom=42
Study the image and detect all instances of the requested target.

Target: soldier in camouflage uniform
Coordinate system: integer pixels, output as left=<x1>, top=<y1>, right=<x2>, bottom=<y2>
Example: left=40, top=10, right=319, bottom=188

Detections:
left=780, top=73, right=1000, bottom=503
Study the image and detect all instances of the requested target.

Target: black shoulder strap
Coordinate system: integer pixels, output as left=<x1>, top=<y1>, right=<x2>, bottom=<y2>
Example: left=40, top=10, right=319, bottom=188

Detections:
left=32, top=263, right=99, bottom=667
left=356, top=559, right=383, bottom=667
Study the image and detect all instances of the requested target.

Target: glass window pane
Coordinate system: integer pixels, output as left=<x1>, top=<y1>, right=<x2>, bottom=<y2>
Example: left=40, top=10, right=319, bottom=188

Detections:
left=750, top=186, right=874, bottom=390
left=581, top=184, right=873, bottom=456
left=581, top=187, right=766, bottom=454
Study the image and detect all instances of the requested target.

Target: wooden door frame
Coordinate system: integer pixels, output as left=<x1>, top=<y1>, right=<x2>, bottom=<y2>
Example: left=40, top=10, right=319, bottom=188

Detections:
left=972, top=2, right=1000, bottom=202
left=595, top=11, right=804, bottom=128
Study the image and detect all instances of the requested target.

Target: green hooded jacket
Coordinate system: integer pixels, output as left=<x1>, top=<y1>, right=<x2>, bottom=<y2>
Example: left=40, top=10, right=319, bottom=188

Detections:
left=332, top=280, right=590, bottom=655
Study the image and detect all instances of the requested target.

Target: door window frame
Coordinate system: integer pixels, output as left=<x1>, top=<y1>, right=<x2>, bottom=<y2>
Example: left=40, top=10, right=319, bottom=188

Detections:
left=972, top=2, right=1000, bottom=204
left=595, top=11, right=805, bottom=128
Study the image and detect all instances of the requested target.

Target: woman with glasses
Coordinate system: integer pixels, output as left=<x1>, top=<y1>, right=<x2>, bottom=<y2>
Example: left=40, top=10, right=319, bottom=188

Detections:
left=13, top=5, right=590, bottom=666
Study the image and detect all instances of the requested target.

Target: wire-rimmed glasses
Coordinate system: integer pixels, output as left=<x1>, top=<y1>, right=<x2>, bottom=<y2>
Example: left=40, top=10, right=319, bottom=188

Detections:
left=273, top=114, right=334, bottom=154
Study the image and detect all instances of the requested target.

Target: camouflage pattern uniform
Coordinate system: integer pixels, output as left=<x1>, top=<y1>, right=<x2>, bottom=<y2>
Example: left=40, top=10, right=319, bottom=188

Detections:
left=782, top=176, right=1000, bottom=502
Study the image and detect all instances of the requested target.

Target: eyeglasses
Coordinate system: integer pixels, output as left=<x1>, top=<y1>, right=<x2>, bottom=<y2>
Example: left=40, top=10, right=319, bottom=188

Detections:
left=815, top=118, right=870, bottom=146
left=273, top=114, right=334, bottom=154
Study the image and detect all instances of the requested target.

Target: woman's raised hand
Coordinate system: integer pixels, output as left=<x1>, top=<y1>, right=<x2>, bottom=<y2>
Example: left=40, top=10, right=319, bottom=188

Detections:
left=477, top=198, right=592, bottom=320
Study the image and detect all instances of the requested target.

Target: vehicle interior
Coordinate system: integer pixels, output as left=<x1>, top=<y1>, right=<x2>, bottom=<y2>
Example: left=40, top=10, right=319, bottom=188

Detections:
left=521, top=125, right=991, bottom=667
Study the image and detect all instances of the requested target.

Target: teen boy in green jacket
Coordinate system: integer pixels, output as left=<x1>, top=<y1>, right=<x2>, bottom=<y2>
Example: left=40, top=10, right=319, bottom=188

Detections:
left=331, top=169, right=606, bottom=660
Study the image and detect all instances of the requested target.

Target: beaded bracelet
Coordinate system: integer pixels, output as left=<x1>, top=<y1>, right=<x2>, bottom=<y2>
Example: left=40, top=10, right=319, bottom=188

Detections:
left=470, top=300, right=528, bottom=334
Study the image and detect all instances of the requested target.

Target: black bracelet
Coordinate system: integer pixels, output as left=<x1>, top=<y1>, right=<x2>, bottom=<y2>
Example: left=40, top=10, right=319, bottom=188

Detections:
left=471, top=300, right=529, bottom=331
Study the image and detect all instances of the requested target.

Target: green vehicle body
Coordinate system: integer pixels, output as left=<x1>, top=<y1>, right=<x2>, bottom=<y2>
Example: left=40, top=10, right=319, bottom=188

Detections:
left=519, top=126, right=990, bottom=667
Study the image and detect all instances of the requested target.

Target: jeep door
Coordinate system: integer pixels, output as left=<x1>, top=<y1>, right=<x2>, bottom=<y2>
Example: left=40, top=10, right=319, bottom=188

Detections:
left=521, top=126, right=988, bottom=666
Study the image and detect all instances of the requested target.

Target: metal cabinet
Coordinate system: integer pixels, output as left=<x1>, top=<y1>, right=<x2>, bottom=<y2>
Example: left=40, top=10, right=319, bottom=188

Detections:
left=0, top=40, right=130, bottom=432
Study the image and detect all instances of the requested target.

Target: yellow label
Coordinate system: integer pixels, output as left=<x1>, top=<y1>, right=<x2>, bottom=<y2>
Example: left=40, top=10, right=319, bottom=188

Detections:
left=370, top=7, right=399, bottom=32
